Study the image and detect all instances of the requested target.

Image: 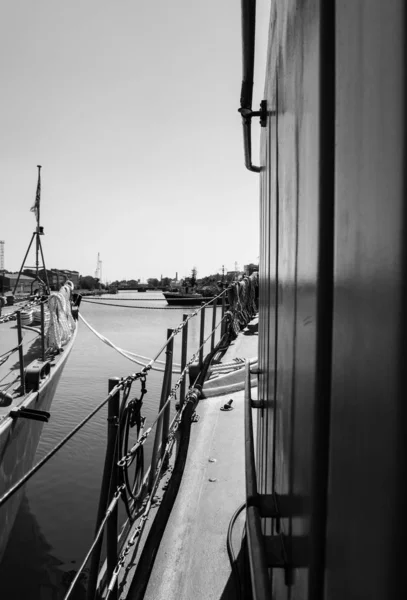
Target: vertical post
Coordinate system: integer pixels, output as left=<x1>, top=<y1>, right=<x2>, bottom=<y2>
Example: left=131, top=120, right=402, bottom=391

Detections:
left=16, top=312, right=25, bottom=396
left=179, top=314, right=189, bottom=408
left=86, top=377, right=120, bottom=600
left=161, top=331, right=174, bottom=459
left=221, top=293, right=227, bottom=337
left=148, top=329, right=173, bottom=491
left=41, top=302, right=45, bottom=361
left=211, top=298, right=218, bottom=351
left=106, top=378, right=120, bottom=600
left=199, top=302, right=205, bottom=367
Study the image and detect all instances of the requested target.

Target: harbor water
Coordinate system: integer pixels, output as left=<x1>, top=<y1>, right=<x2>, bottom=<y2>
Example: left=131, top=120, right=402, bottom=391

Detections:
left=0, top=291, right=222, bottom=599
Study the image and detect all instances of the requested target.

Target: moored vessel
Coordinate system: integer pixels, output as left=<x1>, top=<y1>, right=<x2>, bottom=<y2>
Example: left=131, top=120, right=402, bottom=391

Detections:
left=0, top=167, right=79, bottom=560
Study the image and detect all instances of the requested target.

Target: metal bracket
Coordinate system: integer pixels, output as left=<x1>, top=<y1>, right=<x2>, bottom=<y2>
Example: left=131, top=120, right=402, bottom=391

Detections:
left=238, top=100, right=269, bottom=127
left=10, top=407, right=50, bottom=422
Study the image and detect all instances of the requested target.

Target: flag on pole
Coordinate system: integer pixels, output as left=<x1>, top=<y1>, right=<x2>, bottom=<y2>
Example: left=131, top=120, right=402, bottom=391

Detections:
left=30, top=166, right=41, bottom=223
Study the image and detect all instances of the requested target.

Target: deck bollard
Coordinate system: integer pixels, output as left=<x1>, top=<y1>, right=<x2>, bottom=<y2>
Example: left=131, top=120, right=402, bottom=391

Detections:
left=179, top=314, right=189, bottom=408
left=211, top=298, right=218, bottom=352
left=41, top=302, right=45, bottom=361
left=199, top=302, right=205, bottom=367
left=86, top=377, right=120, bottom=600
left=148, top=329, right=173, bottom=491
left=16, top=311, right=25, bottom=396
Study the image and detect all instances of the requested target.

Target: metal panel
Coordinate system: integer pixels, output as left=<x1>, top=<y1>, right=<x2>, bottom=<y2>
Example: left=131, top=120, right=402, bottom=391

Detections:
left=257, top=1, right=329, bottom=598
left=326, top=2, right=407, bottom=598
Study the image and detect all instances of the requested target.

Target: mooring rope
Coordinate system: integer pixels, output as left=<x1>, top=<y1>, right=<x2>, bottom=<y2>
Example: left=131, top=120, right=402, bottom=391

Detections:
left=79, top=288, right=229, bottom=373
left=81, top=294, right=224, bottom=310
left=79, top=313, right=182, bottom=372
left=82, top=299, right=191, bottom=309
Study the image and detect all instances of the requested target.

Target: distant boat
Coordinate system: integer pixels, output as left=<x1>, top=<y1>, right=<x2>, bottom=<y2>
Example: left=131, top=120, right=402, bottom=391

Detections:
left=163, top=291, right=205, bottom=306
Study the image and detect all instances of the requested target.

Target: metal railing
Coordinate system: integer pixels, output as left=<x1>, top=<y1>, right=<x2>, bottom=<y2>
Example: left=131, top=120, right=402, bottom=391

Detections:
left=0, top=277, right=258, bottom=599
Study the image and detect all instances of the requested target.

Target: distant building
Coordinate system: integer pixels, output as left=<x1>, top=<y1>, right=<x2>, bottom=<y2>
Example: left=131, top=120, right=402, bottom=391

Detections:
left=0, top=273, right=35, bottom=294
left=59, top=270, right=80, bottom=288
left=23, top=268, right=80, bottom=291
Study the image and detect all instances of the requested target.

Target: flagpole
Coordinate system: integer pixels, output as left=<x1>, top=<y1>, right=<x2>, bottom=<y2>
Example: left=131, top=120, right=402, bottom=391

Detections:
left=35, top=165, right=41, bottom=281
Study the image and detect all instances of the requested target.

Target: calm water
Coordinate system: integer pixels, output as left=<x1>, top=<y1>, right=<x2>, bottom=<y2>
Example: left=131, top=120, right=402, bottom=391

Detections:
left=0, top=291, right=221, bottom=599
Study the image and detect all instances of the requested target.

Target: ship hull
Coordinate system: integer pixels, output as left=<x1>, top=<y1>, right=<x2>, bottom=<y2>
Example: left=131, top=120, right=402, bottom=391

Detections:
left=163, top=292, right=205, bottom=306
left=0, top=326, right=77, bottom=561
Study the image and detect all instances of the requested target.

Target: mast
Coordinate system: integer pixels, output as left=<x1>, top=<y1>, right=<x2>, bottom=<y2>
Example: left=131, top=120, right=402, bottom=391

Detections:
left=13, top=166, right=50, bottom=295
left=34, top=165, right=41, bottom=281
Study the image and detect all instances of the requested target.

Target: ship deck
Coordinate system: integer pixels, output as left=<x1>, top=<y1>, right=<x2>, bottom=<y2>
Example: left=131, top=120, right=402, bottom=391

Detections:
left=123, top=325, right=258, bottom=600
left=0, top=305, right=44, bottom=418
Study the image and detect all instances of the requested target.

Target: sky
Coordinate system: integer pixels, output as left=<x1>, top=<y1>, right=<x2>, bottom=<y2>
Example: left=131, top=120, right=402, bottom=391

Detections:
left=1, top=0, right=269, bottom=283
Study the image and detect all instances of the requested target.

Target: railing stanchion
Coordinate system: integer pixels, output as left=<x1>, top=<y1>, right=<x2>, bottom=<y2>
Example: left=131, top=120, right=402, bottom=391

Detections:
left=161, top=330, right=173, bottom=458
left=221, top=293, right=227, bottom=337
left=199, top=302, right=205, bottom=367
left=16, top=311, right=25, bottom=396
left=87, top=377, right=120, bottom=600
left=106, top=378, right=120, bottom=600
left=179, top=314, right=189, bottom=408
left=149, top=329, right=173, bottom=490
left=41, top=302, right=45, bottom=361
left=211, top=298, right=218, bottom=352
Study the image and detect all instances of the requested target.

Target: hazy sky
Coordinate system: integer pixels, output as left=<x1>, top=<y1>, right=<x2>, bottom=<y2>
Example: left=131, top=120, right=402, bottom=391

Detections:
left=1, top=0, right=268, bottom=283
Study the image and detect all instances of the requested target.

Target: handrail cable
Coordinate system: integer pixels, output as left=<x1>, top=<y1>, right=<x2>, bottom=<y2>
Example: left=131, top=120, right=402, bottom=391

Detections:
left=0, top=379, right=127, bottom=508
left=0, top=289, right=230, bottom=508
left=63, top=310, right=230, bottom=600
left=78, top=313, right=182, bottom=372
left=102, top=318, right=230, bottom=596
left=60, top=279, right=257, bottom=599
left=63, top=484, right=124, bottom=600
left=104, top=386, right=201, bottom=599
left=118, top=311, right=228, bottom=468
left=79, top=287, right=229, bottom=372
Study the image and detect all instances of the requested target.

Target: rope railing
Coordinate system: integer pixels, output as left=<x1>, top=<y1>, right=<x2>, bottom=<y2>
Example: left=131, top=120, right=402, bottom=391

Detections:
left=117, top=312, right=227, bottom=471
left=71, top=298, right=236, bottom=599
left=0, top=275, right=258, bottom=600
left=81, top=287, right=228, bottom=311
left=0, top=379, right=126, bottom=508
left=79, top=287, right=230, bottom=373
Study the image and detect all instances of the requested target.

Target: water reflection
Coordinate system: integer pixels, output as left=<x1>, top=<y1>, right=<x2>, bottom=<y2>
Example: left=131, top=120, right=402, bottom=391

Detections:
left=0, top=494, right=87, bottom=599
